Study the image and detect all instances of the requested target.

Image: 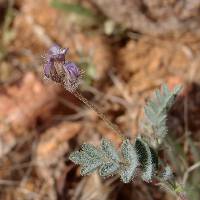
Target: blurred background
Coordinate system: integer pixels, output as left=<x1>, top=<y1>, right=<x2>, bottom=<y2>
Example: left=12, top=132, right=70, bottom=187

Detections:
left=0, top=0, right=200, bottom=199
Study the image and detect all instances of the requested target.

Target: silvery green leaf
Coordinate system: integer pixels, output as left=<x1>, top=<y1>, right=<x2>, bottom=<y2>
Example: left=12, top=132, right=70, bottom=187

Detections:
left=144, top=84, right=181, bottom=140
left=69, top=139, right=121, bottom=177
left=142, top=164, right=154, bottom=182
left=149, top=147, right=158, bottom=170
left=135, top=138, right=158, bottom=182
left=135, top=138, right=148, bottom=168
left=148, top=101, right=158, bottom=113
left=120, top=139, right=139, bottom=183
left=69, top=142, right=104, bottom=176
left=135, top=138, right=156, bottom=182
left=99, top=162, right=119, bottom=177
left=162, top=166, right=173, bottom=181
left=144, top=106, right=158, bottom=124
left=160, top=84, right=181, bottom=113
left=81, top=143, right=102, bottom=160
left=100, top=138, right=120, bottom=161
left=155, top=89, right=162, bottom=104
left=69, top=151, right=91, bottom=165
left=80, top=160, right=103, bottom=175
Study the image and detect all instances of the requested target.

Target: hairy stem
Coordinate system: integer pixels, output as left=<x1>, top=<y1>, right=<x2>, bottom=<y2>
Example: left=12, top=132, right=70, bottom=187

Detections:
left=73, top=90, right=125, bottom=140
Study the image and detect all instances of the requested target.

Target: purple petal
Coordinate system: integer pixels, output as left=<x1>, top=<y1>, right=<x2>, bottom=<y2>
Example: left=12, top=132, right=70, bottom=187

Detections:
left=44, top=59, right=54, bottom=78
left=48, top=44, right=68, bottom=62
left=63, top=62, right=80, bottom=79
left=48, top=44, right=60, bottom=55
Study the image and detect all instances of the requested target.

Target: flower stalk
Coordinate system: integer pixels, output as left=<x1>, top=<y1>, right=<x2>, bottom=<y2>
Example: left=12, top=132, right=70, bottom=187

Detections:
left=43, top=44, right=125, bottom=140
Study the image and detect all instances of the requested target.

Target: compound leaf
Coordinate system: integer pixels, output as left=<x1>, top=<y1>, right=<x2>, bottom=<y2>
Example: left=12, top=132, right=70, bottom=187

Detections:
left=144, top=84, right=181, bottom=139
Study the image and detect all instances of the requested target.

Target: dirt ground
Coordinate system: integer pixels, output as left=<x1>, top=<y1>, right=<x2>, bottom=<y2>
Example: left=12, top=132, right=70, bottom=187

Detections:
left=0, top=0, right=200, bottom=200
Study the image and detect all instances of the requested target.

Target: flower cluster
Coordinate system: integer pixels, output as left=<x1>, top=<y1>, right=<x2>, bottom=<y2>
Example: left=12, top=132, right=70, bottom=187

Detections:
left=43, top=44, right=82, bottom=92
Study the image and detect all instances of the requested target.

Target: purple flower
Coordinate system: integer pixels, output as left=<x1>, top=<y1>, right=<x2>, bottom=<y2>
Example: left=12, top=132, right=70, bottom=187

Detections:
left=62, top=62, right=82, bottom=92
left=63, top=62, right=81, bottom=80
left=43, top=44, right=82, bottom=92
left=43, top=44, right=68, bottom=81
